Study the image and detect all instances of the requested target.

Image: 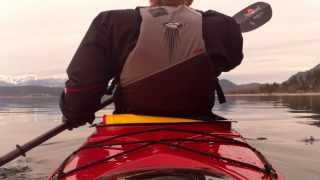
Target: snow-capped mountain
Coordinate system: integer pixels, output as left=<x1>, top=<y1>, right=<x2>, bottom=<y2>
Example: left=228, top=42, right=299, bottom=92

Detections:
left=0, top=74, right=66, bottom=87
left=0, top=80, right=14, bottom=86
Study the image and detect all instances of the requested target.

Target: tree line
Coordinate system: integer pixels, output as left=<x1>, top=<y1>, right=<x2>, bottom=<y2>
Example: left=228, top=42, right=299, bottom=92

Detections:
left=260, top=68, right=320, bottom=93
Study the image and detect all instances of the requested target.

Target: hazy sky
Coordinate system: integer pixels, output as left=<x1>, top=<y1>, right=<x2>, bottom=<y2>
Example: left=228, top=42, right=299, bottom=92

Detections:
left=0, top=0, right=319, bottom=83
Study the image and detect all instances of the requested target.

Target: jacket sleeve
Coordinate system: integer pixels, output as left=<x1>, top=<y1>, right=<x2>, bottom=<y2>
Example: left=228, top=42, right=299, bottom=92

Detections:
left=62, top=12, right=115, bottom=121
left=222, top=18, right=244, bottom=72
left=203, top=11, right=244, bottom=75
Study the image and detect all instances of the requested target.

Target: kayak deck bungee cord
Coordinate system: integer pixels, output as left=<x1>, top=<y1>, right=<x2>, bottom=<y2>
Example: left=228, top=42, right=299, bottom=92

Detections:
left=48, top=115, right=281, bottom=180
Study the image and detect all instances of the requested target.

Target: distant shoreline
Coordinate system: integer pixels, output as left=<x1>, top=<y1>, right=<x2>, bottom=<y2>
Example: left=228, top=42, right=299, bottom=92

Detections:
left=226, top=92, right=320, bottom=96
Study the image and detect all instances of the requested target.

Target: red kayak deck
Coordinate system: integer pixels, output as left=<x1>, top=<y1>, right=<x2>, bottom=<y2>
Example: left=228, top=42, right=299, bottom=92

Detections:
left=49, top=116, right=280, bottom=180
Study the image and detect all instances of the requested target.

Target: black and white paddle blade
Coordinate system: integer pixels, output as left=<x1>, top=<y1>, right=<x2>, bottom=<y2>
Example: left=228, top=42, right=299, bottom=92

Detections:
left=233, top=2, right=272, bottom=33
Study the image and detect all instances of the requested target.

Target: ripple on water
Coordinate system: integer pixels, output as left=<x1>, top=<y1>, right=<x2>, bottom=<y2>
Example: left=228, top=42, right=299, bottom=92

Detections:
left=0, top=166, right=31, bottom=180
left=0, top=158, right=46, bottom=180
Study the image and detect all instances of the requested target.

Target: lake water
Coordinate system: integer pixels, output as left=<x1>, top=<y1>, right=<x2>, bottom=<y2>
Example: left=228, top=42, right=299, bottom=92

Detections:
left=0, top=95, right=320, bottom=180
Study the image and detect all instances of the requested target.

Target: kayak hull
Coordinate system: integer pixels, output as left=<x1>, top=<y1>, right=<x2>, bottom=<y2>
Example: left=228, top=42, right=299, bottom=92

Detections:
left=49, top=116, right=280, bottom=180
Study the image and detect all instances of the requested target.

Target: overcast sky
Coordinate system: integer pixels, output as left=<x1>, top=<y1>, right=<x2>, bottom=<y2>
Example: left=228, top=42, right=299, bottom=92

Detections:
left=0, top=0, right=319, bottom=83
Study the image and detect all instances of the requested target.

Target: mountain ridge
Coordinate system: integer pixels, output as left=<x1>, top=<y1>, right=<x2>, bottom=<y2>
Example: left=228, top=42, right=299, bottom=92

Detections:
left=0, top=75, right=66, bottom=87
left=260, top=63, right=320, bottom=93
left=0, top=86, right=62, bottom=97
left=220, top=79, right=262, bottom=93
left=1, top=63, right=319, bottom=95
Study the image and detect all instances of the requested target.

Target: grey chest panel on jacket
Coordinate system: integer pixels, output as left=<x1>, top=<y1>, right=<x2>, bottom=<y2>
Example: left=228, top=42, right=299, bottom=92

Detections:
left=120, top=5, right=207, bottom=87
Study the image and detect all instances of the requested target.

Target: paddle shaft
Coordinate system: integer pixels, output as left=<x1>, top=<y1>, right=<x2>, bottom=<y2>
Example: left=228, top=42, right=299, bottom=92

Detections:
left=0, top=97, right=114, bottom=167
left=0, top=123, right=68, bottom=167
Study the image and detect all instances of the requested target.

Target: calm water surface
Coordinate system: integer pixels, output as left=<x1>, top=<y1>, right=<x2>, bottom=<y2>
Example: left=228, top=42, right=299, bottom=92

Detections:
left=0, top=95, right=319, bottom=180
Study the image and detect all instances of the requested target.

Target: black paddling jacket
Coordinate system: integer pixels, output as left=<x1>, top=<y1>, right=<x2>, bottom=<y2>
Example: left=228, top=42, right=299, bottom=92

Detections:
left=62, top=7, right=243, bottom=121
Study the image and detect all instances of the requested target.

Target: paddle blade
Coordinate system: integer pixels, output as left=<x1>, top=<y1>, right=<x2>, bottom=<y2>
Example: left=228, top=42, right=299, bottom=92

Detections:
left=233, top=2, right=272, bottom=33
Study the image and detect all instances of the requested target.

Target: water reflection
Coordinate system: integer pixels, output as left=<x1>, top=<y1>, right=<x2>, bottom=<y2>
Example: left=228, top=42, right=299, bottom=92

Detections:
left=278, top=96, right=320, bottom=127
left=218, top=95, right=320, bottom=127
left=281, top=96, right=320, bottom=119
left=0, top=97, right=59, bottom=114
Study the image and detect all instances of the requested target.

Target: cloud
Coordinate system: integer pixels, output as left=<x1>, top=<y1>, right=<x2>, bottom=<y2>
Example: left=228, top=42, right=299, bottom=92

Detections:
left=0, top=0, right=319, bottom=83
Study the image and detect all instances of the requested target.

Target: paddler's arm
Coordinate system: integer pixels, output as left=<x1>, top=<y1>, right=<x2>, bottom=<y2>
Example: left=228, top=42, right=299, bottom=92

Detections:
left=204, top=11, right=244, bottom=76
left=220, top=18, right=244, bottom=72
left=61, top=12, right=115, bottom=128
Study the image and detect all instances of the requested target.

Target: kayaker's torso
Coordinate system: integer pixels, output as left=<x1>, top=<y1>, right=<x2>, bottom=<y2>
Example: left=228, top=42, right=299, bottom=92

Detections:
left=64, top=6, right=243, bottom=120
left=116, top=5, right=215, bottom=117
